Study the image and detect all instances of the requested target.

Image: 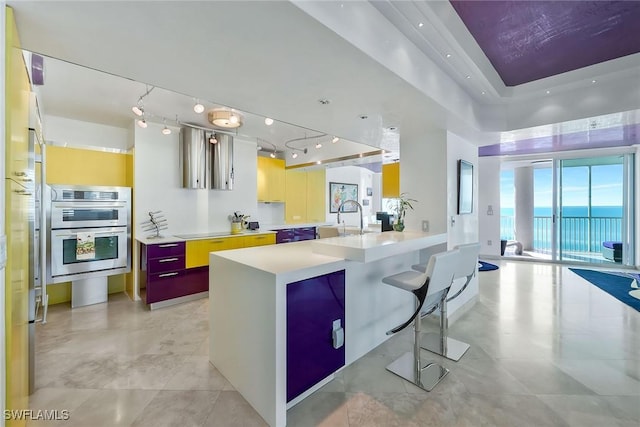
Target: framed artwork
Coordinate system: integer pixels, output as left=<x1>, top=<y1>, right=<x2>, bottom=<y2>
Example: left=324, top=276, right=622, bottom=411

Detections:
left=366, top=187, right=373, bottom=196
left=362, top=199, right=370, bottom=206
left=330, top=182, right=359, bottom=213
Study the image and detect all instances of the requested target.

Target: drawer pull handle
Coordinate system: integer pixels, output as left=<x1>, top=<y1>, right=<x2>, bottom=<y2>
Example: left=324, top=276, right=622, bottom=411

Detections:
left=159, top=272, right=179, bottom=278
left=158, top=244, right=179, bottom=248
left=158, top=258, right=179, bottom=263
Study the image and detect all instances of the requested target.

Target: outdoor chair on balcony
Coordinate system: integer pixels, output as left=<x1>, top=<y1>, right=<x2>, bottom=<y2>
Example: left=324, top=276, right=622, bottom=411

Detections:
left=602, top=241, right=622, bottom=262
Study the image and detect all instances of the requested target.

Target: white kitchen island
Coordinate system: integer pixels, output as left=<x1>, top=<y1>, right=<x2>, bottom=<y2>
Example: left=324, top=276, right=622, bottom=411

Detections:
left=209, top=231, right=448, bottom=427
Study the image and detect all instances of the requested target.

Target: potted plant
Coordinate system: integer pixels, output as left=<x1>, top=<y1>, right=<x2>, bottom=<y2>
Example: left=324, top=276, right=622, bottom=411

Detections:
left=388, top=193, right=417, bottom=232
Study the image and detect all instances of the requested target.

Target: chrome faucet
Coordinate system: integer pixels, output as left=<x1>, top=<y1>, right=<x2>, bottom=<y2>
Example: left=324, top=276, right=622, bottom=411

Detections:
left=337, top=199, right=364, bottom=235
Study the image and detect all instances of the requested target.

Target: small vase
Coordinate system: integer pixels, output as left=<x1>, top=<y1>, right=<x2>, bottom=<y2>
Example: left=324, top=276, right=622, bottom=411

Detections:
left=393, top=221, right=405, bottom=232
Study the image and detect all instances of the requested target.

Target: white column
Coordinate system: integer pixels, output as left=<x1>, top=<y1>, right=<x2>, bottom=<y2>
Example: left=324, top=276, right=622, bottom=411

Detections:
left=514, top=167, right=534, bottom=250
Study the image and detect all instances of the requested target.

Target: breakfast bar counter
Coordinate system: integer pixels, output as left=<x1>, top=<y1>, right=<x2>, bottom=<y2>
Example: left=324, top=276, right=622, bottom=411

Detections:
left=209, top=232, right=448, bottom=427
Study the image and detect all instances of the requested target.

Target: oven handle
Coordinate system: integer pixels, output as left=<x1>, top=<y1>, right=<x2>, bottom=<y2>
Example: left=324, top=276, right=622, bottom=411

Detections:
left=54, top=230, right=127, bottom=237
left=52, top=202, right=127, bottom=209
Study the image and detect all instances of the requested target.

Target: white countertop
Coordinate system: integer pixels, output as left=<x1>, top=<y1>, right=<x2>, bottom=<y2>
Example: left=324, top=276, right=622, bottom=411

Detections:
left=311, top=231, right=448, bottom=263
left=135, top=230, right=276, bottom=245
left=210, top=240, right=345, bottom=276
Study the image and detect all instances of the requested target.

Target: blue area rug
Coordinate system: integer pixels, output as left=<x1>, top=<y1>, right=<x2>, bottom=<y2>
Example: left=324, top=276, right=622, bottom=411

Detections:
left=478, top=261, right=499, bottom=271
left=569, top=268, right=640, bottom=312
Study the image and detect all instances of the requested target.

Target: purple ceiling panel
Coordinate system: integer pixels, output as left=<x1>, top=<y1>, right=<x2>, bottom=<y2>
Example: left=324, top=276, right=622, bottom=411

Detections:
left=479, top=124, right=639, bottom=157
left=450, top=1, right=640, bottom=86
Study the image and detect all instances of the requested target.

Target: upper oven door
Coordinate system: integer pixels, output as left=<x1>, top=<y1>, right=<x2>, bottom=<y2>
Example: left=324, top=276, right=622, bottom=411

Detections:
left=50, top=201, right=128, bottom=229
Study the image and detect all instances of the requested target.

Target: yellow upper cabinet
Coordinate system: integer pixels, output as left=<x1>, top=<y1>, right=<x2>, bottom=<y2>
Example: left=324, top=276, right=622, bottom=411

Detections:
left=306, top=169, right=326, bottom=223
left=285, top=170, right=307, bottom=223
left=382, top=162, right=400, bottom=198
left=257, top=156, right=285, bottom=202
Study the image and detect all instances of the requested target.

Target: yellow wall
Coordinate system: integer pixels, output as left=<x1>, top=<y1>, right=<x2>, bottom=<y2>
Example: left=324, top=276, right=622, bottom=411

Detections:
left=45, top=145, right=134, bottom=304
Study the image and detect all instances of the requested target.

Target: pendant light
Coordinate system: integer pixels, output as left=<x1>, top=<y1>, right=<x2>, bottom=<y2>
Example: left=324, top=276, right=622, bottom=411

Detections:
left=161, top=118, right=171, bottom=135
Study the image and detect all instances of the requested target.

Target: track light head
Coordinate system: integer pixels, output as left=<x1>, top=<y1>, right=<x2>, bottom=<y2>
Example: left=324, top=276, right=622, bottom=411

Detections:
left=193, top=99, right=205, bottom=114
left=132, top=104, right=144, bottom=116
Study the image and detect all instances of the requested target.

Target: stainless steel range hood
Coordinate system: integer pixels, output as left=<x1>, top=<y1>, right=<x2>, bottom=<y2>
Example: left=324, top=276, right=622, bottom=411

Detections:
left=180, top=127, right=209, bottom=189
left=210, top=133, right=234, bottom=190
left=180, top=126, right=234, bottom=190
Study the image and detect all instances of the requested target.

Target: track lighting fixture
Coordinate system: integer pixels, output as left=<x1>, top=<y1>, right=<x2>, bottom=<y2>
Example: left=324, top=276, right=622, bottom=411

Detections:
left=131, top=85, right=155, bottom=117
left=162, top=118, right=172, bottom=135
left=256, top=138, right=278, bottom=159
left=284, top=134, right=324, bottom=157
left=264, top=117, right=274, bottom=126
left=209, top=133, right=218, bottom=144
left=315, top=142, right=322, bottom=149
left=193, top=99, right=205, bottom=114
left=132, top=103, right=144, bottom=116
left=137, top=117, right=148, bottom=128
left=292, top=152, right=298, bottom=159
left=332, top=136, right=339, bottom=143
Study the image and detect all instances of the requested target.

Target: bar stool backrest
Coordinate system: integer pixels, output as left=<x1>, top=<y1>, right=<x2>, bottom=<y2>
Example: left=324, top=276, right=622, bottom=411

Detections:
left=453, top=242, right=481, bottom=280
left=424, top=248, right=460, bottom=299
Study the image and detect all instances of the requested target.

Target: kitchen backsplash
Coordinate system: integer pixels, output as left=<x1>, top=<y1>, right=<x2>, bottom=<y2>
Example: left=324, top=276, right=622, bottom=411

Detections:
left=257, top=202, right=285, bottom=225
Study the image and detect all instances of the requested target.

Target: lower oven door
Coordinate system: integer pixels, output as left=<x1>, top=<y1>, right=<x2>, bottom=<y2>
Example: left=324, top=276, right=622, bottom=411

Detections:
left=50, top=227, right=129, bottom=280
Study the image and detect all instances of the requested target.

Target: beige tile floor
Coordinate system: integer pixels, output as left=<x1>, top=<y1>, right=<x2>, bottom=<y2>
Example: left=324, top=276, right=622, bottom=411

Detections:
left=28, top=261, right=640, bottom=426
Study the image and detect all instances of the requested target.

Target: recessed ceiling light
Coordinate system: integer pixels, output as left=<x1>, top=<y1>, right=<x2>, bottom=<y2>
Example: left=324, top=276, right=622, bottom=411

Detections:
left=591, top=79, right=597, bottom=84
left=264, top=117, right=274, bottom=126
left=481, top=91, right=486, bottom=95
left=359, top=115, right=368, bottom=120
left=418, top=22, right=424, bottom=27
left=318, top=98, right=330, bottom=105
left=546, top=90, right=551, bottom=94
left=465, top=75, right=471, bottom=79
left=446, top=54, right=452, bottom=58
left=316, top=161, right=322, bottom=165
left=386, top=126, right=397, bottom=131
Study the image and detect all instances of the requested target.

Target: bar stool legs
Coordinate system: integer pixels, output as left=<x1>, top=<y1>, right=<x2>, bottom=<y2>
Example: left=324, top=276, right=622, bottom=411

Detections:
left=420, top=291, right=470, bottom=362
left=386, top=299, right=449, bottom=391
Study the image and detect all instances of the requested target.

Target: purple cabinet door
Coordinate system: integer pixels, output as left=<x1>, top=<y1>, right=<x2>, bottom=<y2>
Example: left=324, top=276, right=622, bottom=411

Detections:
left=294, top=227, right=316, bottom=241
left=276, top=229, right=294, bottom=244
left=287, top=270, right=345, bottom=402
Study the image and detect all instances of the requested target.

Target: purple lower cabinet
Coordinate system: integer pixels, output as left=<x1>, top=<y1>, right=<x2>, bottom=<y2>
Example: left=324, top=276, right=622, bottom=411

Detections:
left=146, top=266, right=209, bottom=304
left=294, top=227, right=316, bottom=241
left=287, top=270, right=345, bottom=402
left=276, top=229, right=295, bottom=244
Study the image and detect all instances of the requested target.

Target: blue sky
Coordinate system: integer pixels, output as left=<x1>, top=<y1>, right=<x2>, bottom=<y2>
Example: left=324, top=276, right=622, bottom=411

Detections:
left=501, top=164, right=623, bottom=209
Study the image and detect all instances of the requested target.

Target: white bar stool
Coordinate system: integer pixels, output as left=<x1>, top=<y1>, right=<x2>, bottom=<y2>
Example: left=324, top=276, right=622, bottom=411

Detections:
left=382, top=249, right=459, bottom=391
left=412, top=242, right=480, bottom=361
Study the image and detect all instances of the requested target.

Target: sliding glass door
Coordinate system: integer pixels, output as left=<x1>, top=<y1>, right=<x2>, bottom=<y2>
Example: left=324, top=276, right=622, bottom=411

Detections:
left=555, top=154, right=634, bottom=265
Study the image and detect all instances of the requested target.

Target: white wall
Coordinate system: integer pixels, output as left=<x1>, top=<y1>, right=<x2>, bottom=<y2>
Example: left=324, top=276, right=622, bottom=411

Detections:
left=447, top=132, right=479, bottom=247
left=400, top=128, right=448, bottom=233
left=134, top=122, right=258, bottom=236
left=43, top=115, right=131, bottom=150
left=325, top=166, right=375, bottom=227
left=256, top=202, right=285, bottom=226
left=478, top=157, right=501, bottom=257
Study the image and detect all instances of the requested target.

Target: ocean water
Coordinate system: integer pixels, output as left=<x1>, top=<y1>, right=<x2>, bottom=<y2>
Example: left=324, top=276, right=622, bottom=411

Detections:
left=500, top=205, right=623, bottom=252
left=501, top=206, right=623, bottom=217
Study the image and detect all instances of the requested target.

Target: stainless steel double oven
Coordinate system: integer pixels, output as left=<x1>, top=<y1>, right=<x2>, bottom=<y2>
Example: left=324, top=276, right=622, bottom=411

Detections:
left=48, top=185, right=131, bottom=283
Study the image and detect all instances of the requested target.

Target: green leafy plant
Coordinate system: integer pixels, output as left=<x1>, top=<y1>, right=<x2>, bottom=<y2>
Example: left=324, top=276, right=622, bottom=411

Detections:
left=387, top=193, right=417, bottom=231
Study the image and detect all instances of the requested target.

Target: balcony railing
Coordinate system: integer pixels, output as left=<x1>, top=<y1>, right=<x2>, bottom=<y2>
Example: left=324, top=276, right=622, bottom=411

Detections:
left=500, top=215, right=622, bottom=253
